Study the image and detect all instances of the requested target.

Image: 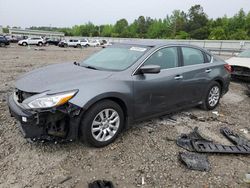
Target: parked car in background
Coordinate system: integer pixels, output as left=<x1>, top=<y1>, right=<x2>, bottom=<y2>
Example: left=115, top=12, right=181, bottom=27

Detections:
left=88, top=39, right=100, bottom=47
left=65, top=39, right=82, bottom=48
left=5, top=35, right=20, bottom=43
left=80, top=39, right=89, bottom=47
left=0, top=35, right=10, bottom=47
left=100, top=40, right=112, bottom=48
left=8, top=42, right=231, bottom=147
left=226, top=49, right=250, bottom=81
left=58, top=40, right=67, bottom=47
left=45, top=38, right=60, bottom=46
left=18, top=37, right=45, bottom=46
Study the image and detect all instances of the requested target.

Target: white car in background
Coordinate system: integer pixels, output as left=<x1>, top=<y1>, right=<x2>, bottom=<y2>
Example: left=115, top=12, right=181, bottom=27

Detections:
left=226, top=49, right=250, bottom=80
left=80, top=39, right=89, bottom=47
left=88, top=39, right=100, bottom=47
left=18, top=37, right=45, bottom=46
left=65, top=39, right=82, bottom=48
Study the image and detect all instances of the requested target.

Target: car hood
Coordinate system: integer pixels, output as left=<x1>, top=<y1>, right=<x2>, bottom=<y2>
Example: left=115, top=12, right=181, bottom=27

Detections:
left=15, top=62, right=113, bottom=93
left=226, top=57, right=250, bottom=68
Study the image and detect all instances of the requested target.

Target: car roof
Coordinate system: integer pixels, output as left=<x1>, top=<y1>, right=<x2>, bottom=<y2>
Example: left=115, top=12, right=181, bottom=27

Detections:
left=112, top=40, right=207, bottom=50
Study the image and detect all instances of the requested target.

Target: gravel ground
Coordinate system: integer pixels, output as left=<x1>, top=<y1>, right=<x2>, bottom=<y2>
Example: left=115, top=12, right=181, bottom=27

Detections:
left=0, top=44, right=249, bottom=188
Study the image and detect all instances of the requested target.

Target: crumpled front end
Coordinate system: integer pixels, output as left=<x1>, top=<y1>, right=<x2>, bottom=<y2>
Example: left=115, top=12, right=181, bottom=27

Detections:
left=8, top=89, right=83, bottom=142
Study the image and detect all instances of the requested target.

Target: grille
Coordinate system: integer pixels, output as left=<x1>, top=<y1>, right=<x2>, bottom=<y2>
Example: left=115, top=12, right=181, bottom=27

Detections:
left=15, top=89, right=37, bottom=103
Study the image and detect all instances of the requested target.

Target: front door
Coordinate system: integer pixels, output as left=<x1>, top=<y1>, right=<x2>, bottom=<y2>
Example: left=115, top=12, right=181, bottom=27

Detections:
left=133, top=47, right=185, bottom=120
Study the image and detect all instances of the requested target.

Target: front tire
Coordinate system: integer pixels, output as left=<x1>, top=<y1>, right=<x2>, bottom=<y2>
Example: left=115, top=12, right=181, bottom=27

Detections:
left=22, top=42, right=28, bottom=46
left=0, top=43, right=6, bottom=47
left=80, top=100, right=124, bottom=147
left=201, top=81, right=221, bottom=110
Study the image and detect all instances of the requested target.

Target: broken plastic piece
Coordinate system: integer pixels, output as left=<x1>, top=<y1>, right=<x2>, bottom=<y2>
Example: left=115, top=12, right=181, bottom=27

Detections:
left=177, top=127, right=250, bottom=154
left=88, top=180, right=114, bottom=188
left=220, top=127, right=250, bottom=147
left=176, top=127, right=212, bottom=151
left=192, top=140, right=250, bottom=154
left=179, top=152, right=210, bottom=171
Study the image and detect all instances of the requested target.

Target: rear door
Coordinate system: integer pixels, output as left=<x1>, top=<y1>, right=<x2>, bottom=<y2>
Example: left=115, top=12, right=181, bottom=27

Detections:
left=179, top=47, right=212, bottom=104
left=133, top=46, right=186, bottom=120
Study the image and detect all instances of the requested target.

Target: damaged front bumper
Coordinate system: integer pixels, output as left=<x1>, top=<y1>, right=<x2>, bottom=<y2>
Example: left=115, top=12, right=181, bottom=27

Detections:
left=8, top=94, right=82, bottom=142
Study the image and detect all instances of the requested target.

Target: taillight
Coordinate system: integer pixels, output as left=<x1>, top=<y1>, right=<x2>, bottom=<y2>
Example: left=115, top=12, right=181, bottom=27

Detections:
left=224, top=64, right=232, bottom=73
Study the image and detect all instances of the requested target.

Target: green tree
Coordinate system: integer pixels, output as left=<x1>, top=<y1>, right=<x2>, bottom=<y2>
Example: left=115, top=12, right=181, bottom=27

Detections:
left=114, top=19, right=129, bottom=37
left=101, top=25, right=114, bottom=37
left=187, top=5, right=209, bottom=39
left=229, top=29, right=248, bottom=40
left=209, top=27, right=227, bottom=40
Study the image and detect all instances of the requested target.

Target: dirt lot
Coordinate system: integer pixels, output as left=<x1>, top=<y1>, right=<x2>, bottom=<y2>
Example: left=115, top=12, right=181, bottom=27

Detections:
left=0, top=44, right=249, bottom=188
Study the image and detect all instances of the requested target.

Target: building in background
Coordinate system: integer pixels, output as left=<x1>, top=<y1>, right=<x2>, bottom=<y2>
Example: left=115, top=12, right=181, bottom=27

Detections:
left=8, top=28, right=64, bottom=38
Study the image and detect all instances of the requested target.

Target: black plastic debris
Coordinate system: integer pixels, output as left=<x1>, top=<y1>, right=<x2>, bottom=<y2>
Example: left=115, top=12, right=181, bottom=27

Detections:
left=179, top=152, right=210, bottom=171
left=88, top=180, right=115, bottom=188
left=192, top=140, right=250, bottom=154
left=221, top=127, right=250, bottom=147
left=176, top=127, right=212, bottom=152
left=177, top=127, right=250, bottom=154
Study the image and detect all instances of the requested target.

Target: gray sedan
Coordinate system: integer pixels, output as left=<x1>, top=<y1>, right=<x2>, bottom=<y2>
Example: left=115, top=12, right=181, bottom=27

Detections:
left=8, top=42, right=231, bottom=147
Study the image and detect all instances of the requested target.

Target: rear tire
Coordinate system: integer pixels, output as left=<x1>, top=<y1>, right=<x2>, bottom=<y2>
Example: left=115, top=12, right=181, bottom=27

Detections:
left=38, top=42, right=43, bottom=46
left=80, top=100, right=124, bottom=147
left=22, top=42, right=27, bottom=46
left=201, top=81, right=221, bottom=110
left=77, top=44, right=81, bottom=48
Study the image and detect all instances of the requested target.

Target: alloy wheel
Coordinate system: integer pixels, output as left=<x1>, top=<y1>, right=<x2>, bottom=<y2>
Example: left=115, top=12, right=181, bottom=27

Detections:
left=208, top=86, right=220, bottom=107
left=91, top=108, right=120, bottom=142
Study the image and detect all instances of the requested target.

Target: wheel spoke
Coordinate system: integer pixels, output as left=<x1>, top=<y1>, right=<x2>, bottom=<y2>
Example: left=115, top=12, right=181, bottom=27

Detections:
left=107, top=128, right=114, bottom=137
left=110, top=116, right=119, bottom=124
left=96, top=131, right=103, bottom=140
left=99, top=112, right=105, bottom=121
left=91, top=108, right=120, bottom=142
left=92, top=127, right=101, bottom=133
left=105, top=109, right=109, bottom=118
left=109, top=111, right=117, bottom=120
left=101, top=129, right=107, bottom=141
left=109, top=124, right=118, bottom=131
left=92, top=120, right=101, bottom=126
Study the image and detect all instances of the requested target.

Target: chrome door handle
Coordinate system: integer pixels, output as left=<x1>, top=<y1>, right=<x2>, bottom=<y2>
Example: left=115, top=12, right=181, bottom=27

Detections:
left=205, top=69, right=212, bottom=73
left=174, top=75, right=183, bottom=80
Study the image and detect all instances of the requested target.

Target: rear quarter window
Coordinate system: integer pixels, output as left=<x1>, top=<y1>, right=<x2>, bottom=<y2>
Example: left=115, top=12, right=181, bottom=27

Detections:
left=182, top=47, right=205, bottom=66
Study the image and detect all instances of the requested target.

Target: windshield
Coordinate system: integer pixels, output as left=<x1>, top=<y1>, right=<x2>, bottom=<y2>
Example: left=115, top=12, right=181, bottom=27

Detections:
left=80, top=46, right=148, bottom=71
left=238, top=49, right=250, bottom=58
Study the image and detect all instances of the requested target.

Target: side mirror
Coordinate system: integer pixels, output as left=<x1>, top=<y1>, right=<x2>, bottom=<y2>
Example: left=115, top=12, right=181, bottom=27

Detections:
left=139, top=65, right=161, bottom=74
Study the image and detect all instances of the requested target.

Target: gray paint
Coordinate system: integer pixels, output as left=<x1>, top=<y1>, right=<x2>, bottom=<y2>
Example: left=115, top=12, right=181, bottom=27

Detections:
left=15, top=43, right=230, bottom=121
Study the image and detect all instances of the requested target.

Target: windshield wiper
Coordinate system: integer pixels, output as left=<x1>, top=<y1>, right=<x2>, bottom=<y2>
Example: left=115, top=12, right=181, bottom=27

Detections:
left=84, top=65, right=98, bottom=70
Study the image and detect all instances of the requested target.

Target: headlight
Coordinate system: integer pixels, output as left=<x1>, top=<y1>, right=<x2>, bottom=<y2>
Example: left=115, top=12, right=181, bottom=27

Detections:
left=27, top=91, right=77, bottom=109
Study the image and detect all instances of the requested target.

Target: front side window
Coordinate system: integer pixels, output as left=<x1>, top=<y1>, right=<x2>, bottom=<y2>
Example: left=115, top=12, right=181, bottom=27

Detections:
left=80, top=46, right=148, bottom=71
left=144, top=47, right=178, bottom=69
left=182, top=47, right=205, bottom=66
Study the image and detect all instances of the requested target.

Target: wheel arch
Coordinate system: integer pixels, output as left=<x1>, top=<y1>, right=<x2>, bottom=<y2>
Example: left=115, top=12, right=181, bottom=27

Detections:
left=212, top=77, right=224, bottom=92
left=82, top=96, right=129, bottom=119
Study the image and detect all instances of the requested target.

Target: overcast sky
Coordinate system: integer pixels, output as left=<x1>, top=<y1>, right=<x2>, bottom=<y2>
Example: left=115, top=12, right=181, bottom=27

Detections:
left=0, top=0, right=250, bottom=28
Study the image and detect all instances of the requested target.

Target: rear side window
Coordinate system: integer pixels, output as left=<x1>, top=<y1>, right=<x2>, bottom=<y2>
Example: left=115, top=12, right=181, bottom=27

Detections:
left=144, top=47, right=178, bottom=69
left=182, top=47, right=205, bottom=66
